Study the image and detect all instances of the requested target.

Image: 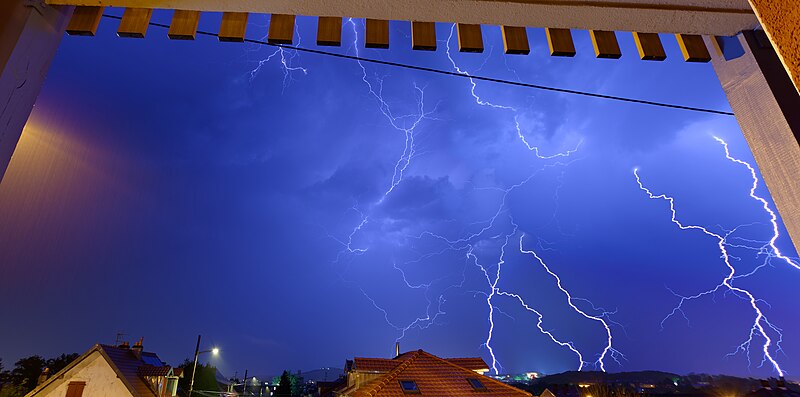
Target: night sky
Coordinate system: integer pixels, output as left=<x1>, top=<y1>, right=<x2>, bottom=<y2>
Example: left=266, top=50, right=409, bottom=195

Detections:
left=0, top=11, right=798, bottom=379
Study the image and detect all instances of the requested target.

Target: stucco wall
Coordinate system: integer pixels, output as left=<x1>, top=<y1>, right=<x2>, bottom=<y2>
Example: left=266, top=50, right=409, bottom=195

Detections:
left=31, top=352, right=132, bottom=397
left=747, top=0, right=800, bottom=94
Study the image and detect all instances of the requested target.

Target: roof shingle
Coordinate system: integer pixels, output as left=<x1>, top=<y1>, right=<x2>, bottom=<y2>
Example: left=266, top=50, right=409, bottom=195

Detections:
left=348, top=350, right=531, bottom=397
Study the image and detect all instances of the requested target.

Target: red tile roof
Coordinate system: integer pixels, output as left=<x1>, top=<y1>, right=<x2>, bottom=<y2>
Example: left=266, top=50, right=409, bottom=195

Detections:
left=443, top=358, right=490, bottom=372
left=352, top=355, right=488, bottom=373
left=353, top=358, right=402, bottom=373
left=346, top=350, right=531, bottom=397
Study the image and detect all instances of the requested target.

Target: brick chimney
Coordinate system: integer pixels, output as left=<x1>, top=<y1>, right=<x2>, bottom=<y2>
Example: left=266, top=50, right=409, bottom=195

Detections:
left=37, top=367, right=50, bottom=386
left=777, top=378, right=787, bottom=390
left=118, top=341, right=130, bottom=349
left=132, top=337, right=144, bottom=360
left=760, top=379, right=772, bottom=390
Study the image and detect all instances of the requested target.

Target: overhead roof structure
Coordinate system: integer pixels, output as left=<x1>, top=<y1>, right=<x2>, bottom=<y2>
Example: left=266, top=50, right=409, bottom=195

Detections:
left=0, top=0, right=798, bottom=254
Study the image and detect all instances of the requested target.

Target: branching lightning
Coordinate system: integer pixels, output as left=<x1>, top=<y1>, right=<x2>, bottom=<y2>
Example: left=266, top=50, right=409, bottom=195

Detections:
left=634, top=137, right=789, bottom=376
left=444, top=25, right=583, bottom=160
left=247, top=26, right=307, bottom=91
left=324, top=21, right=623, bottom=373
left=518, top=235, right=625, bottom=371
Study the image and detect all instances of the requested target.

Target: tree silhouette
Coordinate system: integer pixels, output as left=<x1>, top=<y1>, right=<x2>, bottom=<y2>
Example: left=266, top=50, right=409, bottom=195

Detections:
left=8, top=356, right=45, bottom=392
left=274, top=370, right=293, bottom=397
left=177, top=359, right=219, bottom=396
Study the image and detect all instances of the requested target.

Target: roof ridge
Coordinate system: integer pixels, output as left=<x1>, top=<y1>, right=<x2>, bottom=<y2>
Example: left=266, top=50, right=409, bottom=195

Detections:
left=361, top=350, right=422, bottom=397
left=422, top=352, right=532, bottom=396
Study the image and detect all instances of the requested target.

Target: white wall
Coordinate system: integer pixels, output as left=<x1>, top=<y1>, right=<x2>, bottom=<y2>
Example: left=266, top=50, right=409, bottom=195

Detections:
left=31, top=352, right=132, bottom=397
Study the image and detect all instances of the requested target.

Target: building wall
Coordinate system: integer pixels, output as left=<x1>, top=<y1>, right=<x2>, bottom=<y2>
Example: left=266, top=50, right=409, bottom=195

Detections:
left=31, top=352, right=132, bottom=397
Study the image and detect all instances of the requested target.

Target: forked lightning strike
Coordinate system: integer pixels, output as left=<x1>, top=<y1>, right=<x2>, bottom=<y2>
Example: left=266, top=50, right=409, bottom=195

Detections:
left=635, top=137, right=787, bottom=376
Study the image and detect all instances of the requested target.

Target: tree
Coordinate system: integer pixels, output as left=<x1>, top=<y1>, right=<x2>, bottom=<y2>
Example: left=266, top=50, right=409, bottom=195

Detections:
left=8, top=355, right=45, bottom=393
left=46, top=353, right=79, bottom=375
left=274, top=370, right=293, bottom=397
left=0, top=383, right=26, bottom=397
left=176, top=359, right=219, bottom=396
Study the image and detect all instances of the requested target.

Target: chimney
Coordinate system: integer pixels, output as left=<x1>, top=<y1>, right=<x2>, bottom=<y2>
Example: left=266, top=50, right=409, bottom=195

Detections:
left=119, top=341, right=130, bottom=349
left=760, top=379, right=771, bottom=390
left=132, top=337, right=144, bottom=360
left=777, top=378, right=787, bottom=390
left=37, top=367, right=50, bottom=386
left=395, top=342, right=399, bottom=357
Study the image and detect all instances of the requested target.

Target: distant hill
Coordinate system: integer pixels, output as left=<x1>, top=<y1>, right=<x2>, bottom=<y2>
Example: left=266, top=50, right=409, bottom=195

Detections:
left=299, top=367, right=344, bottom=382
left=254, top=367, right=345, bottom=384
left=535, top=370, right=681, bottom=385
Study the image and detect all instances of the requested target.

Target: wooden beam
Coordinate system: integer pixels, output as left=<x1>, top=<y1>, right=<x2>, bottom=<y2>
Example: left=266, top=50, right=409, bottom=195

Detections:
left=218, top=12, right=248, bottom=42
left=501, top=26, right=529, bottom=55
left=546, top=28, right=575, bottom=57
left=676, top=34, right=711, bottom=62
left=457, top=23, right=483, bottom=53
left=167, top=10, right=200, bottom=40
left=1, top=1, right=73, bottom=182
left=66, top=6, right=104, bottom=36
left=633, top=32, right=667, bottom=60
left=411, top=21, right=436, bottom=51
left=710, top=30, right=800, bottom=255
left=44, top=0, right=759, bottom=37
left=365, top=19, right=389, bottom=49
left=117, top=8, right=152, bottom=38
left=268, top=14, right=295, bottom=44
left=317, top=16, right=342, bottom=46
left=590, top=30, right=622, bottom=59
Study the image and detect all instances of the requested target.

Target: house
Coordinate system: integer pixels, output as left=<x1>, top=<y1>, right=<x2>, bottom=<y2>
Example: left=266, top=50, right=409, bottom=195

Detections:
left=25, top=339, right=183, bottom=397
left=333, top=349, right=531, bottom=397
left=745, top=379, right=800, bottom=397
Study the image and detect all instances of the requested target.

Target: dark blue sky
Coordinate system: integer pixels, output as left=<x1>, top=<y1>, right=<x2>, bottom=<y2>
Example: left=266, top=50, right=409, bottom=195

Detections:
left=0, top=11, right=798, bottom=379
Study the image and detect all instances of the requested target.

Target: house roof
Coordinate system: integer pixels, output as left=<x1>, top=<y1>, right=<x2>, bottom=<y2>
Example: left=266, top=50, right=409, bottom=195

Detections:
left=345, top=350, right=531, bottom=397
left=26, top=344, right=173, bottom=397
left=746, top=388, right=800, bottom=397
left=444, top=358, right=490, bottom=372
left=352, top=355, right=489, bottom=373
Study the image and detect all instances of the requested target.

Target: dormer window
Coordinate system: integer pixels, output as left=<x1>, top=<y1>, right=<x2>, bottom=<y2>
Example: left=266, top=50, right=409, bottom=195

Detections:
left=467, top=378, right=487, bottom=390
left=399, top=380, right=420, bottom=394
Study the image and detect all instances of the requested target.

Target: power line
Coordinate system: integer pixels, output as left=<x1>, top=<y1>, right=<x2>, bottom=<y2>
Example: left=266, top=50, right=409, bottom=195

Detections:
left=100, top=14, right=734, bottom=117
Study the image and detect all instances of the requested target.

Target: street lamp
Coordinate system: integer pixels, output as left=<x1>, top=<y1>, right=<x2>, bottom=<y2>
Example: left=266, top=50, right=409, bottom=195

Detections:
left=188, top=335, right=219, bottom=397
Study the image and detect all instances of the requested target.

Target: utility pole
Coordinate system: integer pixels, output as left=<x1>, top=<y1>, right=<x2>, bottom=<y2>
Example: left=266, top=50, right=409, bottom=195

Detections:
left=188, top=335, right=201, bottom=397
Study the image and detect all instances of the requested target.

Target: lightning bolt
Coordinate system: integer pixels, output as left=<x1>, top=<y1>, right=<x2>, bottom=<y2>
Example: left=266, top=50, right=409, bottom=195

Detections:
left=468, top=219, right=519, bottom=374
left=634, top=138, right=786, bottom=376
left=346, top=18, right=436, bottom=200
left=444, top=24, right=583, bottom=160
left=518, top=235, right=625, bottom=371
left=713, top=137, right=799, bottom=271
left=247, top=16, right=308, bottom=90
left=310, top=20, right=616, bottom=373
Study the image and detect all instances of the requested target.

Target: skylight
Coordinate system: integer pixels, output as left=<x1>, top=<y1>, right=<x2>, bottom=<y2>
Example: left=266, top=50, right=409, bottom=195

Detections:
left=399, top=380, right=420, bottom=393
left=467, top=378, right=487, bottom=390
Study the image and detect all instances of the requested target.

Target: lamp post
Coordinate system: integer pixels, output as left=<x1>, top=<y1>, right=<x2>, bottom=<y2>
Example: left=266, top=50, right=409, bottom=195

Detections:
left=188, top=335, right=219, bottom=397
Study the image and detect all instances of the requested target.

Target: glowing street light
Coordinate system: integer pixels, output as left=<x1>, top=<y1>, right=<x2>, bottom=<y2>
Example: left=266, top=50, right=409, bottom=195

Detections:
left=188, top=335, right=220, bottom=397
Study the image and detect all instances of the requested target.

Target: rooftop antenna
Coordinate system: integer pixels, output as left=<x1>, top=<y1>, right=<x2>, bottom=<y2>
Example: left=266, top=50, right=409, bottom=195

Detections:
left=114, top=331, right=126, bottom=346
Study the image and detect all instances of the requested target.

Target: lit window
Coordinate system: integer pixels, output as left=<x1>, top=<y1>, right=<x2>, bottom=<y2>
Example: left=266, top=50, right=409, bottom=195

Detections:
left=399, top=380, right=420, bottom=393
left=467, top=378, right=487, bottom=390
